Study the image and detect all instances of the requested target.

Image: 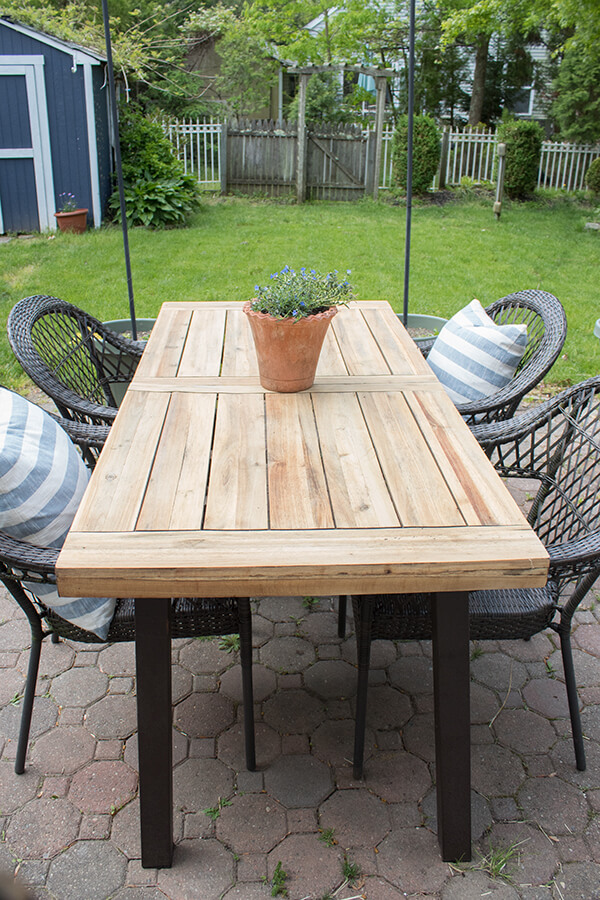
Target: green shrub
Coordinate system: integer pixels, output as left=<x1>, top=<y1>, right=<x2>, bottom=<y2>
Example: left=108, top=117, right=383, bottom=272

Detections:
left=497, top=118, right=544, bottom=200
left=109, top=174, right=200, bottom=228
left=391, top=115, right=441, bottom=195
left=110, top=103, right=200, bottom=227
left=585, top=158, right=600, bottom=195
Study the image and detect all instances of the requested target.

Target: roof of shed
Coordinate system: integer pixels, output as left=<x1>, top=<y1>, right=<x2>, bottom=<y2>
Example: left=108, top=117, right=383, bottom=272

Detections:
left=0, top=16, right=106, bottom=64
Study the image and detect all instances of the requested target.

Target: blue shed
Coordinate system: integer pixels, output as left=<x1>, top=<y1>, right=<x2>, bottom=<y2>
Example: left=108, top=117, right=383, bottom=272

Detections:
left=0, top=17, right=112, bottom=233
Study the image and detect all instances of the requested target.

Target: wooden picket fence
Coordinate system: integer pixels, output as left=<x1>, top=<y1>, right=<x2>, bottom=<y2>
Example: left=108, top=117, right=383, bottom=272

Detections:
left=160, top=117, right=600, bottom=197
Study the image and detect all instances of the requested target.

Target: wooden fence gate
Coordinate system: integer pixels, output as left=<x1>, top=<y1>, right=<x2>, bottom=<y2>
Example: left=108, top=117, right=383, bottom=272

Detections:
left=306, top=124, right=371, bottom=201
left=224, top=119, right=374, bottom=200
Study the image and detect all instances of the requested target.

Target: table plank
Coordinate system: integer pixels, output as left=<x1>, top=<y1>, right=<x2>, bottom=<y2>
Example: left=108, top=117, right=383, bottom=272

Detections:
left=266, top=393, right=334, bottom=529
left=178, top=307, right=226, bottom=376
left=70, top=389, right=169, bottom=534
left=313, top=392, right=400, bottom=527
left=362, top=305, right=434, bottom=377
left=331, top=308, right=390, bottom=376
left=204, top=393, right=269, bottom=529
left=221, top=309, right=259, bottom=376
left=358, top=391, right=465, bottom=526
left=136, top=392, right=216, bottom=531
left=135, top=307, right=191, bottom=378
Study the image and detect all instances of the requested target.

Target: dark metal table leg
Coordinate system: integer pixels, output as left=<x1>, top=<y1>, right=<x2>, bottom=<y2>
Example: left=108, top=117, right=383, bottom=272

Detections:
left=432, top=591, right=471, bottom=862
left=135, top=597, right=173, bottom=868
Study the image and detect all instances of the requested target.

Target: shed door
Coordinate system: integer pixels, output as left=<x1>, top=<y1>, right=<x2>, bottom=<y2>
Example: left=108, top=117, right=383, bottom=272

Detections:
left=0, top=56, right=55, bottom=233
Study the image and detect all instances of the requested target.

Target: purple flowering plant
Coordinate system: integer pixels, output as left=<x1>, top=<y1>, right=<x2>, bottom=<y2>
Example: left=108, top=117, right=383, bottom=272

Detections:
left=58, top=192, right=79, bottom=212
left=250, top=265, right=354, bottom=321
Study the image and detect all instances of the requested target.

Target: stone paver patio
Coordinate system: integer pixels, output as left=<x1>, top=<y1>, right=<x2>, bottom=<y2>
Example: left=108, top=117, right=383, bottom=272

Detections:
left=1, top=482, right=599, bottom=899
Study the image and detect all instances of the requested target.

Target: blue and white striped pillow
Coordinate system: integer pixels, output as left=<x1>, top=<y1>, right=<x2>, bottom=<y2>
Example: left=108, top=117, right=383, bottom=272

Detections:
left=427, top=299, right=528, bottom=405
left=0, top=388, right=116, bottom=639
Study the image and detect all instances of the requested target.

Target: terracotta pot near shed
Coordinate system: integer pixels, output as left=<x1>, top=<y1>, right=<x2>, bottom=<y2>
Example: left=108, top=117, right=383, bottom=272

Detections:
left=243, top=301, right=337, bottom=392
left=54, top=209, right=88, bottom=234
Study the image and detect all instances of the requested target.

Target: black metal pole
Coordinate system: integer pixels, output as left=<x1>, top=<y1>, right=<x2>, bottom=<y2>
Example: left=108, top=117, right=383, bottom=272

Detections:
left=101, top=0, right=137, bottom=339
left=402, top=0, right=415, bottom=327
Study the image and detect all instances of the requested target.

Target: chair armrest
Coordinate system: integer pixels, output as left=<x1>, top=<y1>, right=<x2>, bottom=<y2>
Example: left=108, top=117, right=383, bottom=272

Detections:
left=547, top=531, right=600, bottom=574
left=0, top=532, right=58, bottom=581
left=51, top=415, right=110, bottom=449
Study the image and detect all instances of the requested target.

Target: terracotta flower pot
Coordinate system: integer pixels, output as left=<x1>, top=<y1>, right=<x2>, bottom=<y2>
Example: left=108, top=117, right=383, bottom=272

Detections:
left=243, top=301, right=338, bottom=392
left=54, top=209, right=88, bottom=234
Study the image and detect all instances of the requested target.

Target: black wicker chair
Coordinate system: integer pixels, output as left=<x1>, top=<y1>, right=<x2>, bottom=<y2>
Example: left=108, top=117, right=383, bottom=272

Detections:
left=350, top=376, right=600, bottom=777
left=413, top=289, right=567, bottom=425
left=0, top=410, right=255, bottom=776
left=7, top=295, right=145, bottom=426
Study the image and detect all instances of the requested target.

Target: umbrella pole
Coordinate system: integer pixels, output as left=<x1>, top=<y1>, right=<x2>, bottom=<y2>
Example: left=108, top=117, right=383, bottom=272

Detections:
left=101, top=0, right=137, bottom=339
left=402, top=0, right=416, bottom=328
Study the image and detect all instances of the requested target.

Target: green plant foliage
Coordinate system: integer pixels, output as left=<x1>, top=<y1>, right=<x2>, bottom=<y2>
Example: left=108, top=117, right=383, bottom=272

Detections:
left=250, top=265, right=354, bottom=319
left=391, top=115, right=441, bottom=195
left=585, top=158, right=600, bottom=195
left=110, top=103, right=199, bottom=227
left=497, top=118, right=544, bottom=199
left=552, top=48, right=600, bottom=143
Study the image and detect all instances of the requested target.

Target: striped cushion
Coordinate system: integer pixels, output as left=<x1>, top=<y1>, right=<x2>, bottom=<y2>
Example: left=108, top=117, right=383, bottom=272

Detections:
left=0, top=389, right=116, bottom=638
left=427, top=299, right=528, bottom=404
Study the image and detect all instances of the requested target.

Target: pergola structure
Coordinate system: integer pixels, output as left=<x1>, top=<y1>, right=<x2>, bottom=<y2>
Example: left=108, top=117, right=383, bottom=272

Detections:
left=286, top=64, right=395, bottom=202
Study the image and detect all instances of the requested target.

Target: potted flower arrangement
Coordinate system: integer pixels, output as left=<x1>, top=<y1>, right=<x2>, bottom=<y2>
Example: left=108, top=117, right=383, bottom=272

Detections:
left=244, top=265, right=354, bottom=392
left=54, top=193, right=89, bottom=234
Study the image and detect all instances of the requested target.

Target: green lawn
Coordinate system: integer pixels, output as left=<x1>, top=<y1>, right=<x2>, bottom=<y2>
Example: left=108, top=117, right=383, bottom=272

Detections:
left=1, top=195, right=599, bottom=391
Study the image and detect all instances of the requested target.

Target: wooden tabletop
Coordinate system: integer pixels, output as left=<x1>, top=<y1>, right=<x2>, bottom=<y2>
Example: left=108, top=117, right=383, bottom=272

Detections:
left=56, top=301, right=548, bottom=599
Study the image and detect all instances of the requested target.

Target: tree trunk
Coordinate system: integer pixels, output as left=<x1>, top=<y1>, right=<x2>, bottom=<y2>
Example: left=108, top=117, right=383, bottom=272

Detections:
left=468, top=34, right=489, bottom=125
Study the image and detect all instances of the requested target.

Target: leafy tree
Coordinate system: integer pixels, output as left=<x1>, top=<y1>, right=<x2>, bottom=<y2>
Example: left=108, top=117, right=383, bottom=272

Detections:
left=551, top=47, right=600, bottom=143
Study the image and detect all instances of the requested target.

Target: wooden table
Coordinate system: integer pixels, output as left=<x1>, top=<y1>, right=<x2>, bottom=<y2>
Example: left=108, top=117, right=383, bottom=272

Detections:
left=57, top=300, right=548, bottom=867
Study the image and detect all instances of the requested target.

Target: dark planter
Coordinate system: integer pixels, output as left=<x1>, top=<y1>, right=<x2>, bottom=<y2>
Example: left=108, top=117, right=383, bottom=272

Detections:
left=403, top=313, right=448, bottom=345
left=101, top=318, right=156, bottom=406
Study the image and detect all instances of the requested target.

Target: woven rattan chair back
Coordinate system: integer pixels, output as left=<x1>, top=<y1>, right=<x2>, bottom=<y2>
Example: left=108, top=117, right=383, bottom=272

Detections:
left=417, top=290, right=567, bottom=424
left=8, top=295, right=143, bottom=425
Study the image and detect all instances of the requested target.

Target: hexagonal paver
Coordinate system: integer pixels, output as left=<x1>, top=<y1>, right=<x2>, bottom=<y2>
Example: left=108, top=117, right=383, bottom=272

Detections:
left=442, top=869, right=520, bottom=898
left=363, top=750, right=431, bottom=803
left=471, top=744, right=526, bottom=797
left=377, top=827, right=449, bottom=894
left=471, top=653, right=528, bottom=691
left=303, top=660, right=356, bottom=699
left=264, top=755, right=333, bottom=808
left=174, top=692, right=234, bottom=738
left=262, top=689, right=325, bottom=734
left=6, top=798, right=81, bottom=858
left=388, top=656, right=433, bottom=694
left=69, top=761, right=138, bottom=814
left=485, top=822, right=559, bottom=886
left=216, top=793, right=287, bottom=852
left=173, top=757, right=233, bottom=814
left=320, top=788, right=391, bottom=847
left=178, top=638, right=235, bottom=675
left=312, top=718, right=374, bottom=767
left=50, top=667, right=108, bottom=708
left=85, top=695, right=137, bottom=740
left=157, top=839, right=234, bottom=900
left=518, top=776, right=590, bottom=835
left=260, top=636, right=315, bottom=673
left=218, top=721, right=281, bottom=770
left=257, top=597, right=306, bottom=622
left=552, top=862, right=600, bottom=900
left=30, top=726, right=96, bottom=775
left=219, top=663, right=276, bottom=704
left=0, top=696, right=58, bottom=743
left=267, top=833, right=343, bottom=900
left=361, top=685, right=413, bottom=731
left=111, top=798, right=141, bottom=859
left=523, top=677, right=570, bottom=718
left=46, top=840, right=127, bottom=900
left=97, top=643, right=136, bottom=676
left=0, top=759, right=40, bottom=812
left=494, top=708, right=557, bottom=754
